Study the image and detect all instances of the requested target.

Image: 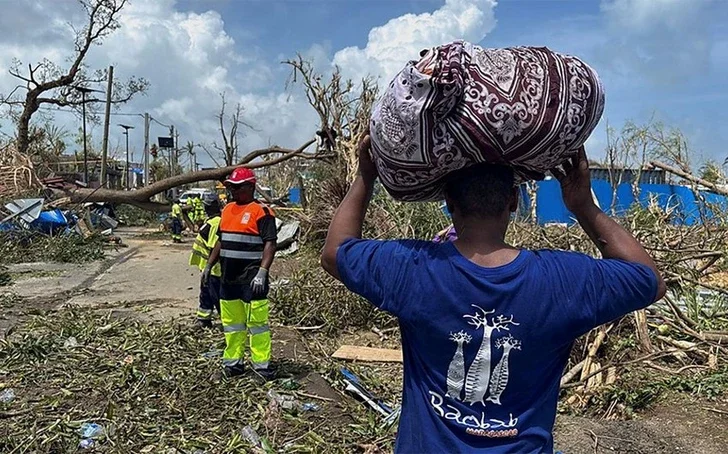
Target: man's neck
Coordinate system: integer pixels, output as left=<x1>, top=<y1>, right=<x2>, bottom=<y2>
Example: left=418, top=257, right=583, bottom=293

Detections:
left=451, top=217, right=518, bottom=267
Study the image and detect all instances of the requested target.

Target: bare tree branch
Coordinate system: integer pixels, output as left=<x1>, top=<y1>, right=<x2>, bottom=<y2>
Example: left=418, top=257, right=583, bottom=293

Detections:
left=51, top=140, right=319, bottom=210
left=651, top=161, right=728, bottom=196
left=0, top=0, right=147, bottom=158
left=285, top=55, right=377, bottom=183
left=213, top=92, right=256, bottom=165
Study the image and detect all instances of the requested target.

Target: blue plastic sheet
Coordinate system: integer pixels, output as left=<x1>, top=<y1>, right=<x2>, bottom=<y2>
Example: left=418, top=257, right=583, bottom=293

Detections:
left=29, top=209, right=68, bottom=234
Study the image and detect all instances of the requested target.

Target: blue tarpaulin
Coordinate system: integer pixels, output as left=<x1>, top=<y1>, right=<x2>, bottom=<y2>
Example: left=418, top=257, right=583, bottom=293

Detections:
left=30, top=209, right=69, bottom=234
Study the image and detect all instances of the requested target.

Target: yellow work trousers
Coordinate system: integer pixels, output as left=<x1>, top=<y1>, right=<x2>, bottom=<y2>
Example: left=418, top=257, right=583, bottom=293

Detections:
left=220, top=298, right=271, bottom=370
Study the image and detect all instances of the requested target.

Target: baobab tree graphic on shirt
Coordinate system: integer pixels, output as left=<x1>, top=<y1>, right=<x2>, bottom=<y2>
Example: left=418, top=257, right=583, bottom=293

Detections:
left=486, top=334, right=522, bottom=405
left=446, top=331, right=472, bottom=400
left=454, top=305, right=519, bottom=406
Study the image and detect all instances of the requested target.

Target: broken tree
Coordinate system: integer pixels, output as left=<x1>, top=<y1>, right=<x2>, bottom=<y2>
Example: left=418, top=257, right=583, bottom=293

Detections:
left=48, top=140, right=321, bottom=211
left=0, top=0, right=148, bottom=158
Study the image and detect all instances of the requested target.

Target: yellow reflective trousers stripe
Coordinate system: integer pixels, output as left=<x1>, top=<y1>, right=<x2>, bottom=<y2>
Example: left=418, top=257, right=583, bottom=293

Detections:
left=220, top=298, right=270, bottom=370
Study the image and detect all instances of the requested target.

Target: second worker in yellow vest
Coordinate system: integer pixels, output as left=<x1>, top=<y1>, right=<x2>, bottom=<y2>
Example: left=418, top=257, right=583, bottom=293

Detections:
left=205, top=167, right=277, bottom=380
left=189, top=198, right=222, bottom=328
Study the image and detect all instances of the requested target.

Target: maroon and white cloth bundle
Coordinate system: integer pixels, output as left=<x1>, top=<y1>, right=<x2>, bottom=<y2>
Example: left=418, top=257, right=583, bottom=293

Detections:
left=369, top=41, right=605, bottom=202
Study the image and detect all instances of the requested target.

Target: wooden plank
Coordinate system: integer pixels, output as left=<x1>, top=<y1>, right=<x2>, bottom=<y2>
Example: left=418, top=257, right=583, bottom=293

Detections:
left=332, top=345, right=403, bottom=363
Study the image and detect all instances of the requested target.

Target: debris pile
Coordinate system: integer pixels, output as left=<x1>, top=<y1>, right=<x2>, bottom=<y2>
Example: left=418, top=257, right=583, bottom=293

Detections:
left=0, top=310, right=398, bottom=452
left=0, top=144, right=39, bottom=198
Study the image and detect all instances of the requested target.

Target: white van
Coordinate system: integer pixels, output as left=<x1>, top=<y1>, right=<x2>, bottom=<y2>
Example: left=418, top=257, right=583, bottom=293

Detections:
left=179, top=188, right=216, bottom=204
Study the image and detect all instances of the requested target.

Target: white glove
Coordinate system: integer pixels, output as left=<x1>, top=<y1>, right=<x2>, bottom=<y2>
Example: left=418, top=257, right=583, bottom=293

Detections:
left=251, top=268, right=268, bottom=296
left=201, top=265, right=212, bottom=287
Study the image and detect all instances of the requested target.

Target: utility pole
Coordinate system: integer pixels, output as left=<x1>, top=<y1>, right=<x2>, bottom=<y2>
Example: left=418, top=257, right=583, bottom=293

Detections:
left=100, top=65, right=113, bottom=188
left=169, top=125, right=174, bottom=176
left=119, top=124, right=134, bottom=189
left=74, top=86, right=102, bottom=184
left=81, top=90, right=88, bottom=184
left=143, top=113, right=150, bottom=186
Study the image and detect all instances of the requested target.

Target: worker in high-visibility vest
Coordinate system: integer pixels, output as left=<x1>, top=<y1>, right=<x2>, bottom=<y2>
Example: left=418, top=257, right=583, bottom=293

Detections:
left=192, top=195, right=206, bottom=227
left=170, top=198, right=183, bottom=243
left=189, top=198, right=222, bottom=328
left=185, top=195, right=204, bottom=227
left=205, top=167, right=277, bottom=379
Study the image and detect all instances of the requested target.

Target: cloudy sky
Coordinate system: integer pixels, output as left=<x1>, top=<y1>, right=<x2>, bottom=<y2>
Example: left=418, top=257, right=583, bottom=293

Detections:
left=1, top=0, right=727, bottom=169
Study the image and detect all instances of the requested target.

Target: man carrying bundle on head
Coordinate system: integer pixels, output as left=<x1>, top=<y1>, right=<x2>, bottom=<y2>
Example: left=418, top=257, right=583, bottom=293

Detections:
left=321, top=42, right=666, bottom=453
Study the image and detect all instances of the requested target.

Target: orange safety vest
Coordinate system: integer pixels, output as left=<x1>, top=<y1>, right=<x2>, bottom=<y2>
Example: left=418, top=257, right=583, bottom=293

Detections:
left=218, top=201, right=275, bottom=281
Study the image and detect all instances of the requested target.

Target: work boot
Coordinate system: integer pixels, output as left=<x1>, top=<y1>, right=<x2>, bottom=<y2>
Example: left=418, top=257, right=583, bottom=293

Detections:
left=222, top=365, right=246, bottom=379
left=253, top=368, right=276, bottom=382
left=195, top=319, right=213, bottom=329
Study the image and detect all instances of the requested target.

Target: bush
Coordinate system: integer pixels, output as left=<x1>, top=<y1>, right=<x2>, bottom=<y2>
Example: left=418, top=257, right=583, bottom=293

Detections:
left=271, top=251, right=396, bottom=334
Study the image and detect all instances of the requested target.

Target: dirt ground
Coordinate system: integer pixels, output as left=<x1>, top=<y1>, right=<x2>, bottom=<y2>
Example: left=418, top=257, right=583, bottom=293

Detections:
left=2, top=228, right=727, bottom=453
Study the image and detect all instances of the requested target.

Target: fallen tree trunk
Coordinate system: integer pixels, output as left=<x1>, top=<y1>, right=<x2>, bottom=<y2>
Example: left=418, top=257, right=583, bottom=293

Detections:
left=650, top=161, right=728, bottom=196
left=49, top=140, right=318, bottom=211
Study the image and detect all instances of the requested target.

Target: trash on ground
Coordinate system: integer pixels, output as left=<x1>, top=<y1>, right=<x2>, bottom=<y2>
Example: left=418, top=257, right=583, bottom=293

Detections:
left=340, top=368, right=395, bottom=418
left=301, top=402, right=321, bottom=412
left=202, top=350, right=222, bottom=358
left=0, top=388, right=16, bottom=404
left=332, top=345, right=403, bottom=363
left=276, top=242, right=298, bottom=257
left=240, top=425, right=268, bottom=452
left=78, top=439, right=96, bottom=449
left=279, top=378, right=300, bottom=390
left=78, top=422, right=105, bottom=439
left=63, top=337, right=80, bottom=349
left=2, top=198, right=44, bottom=226
left=276, top=221, right=300, bottom=249
left=267, top=389, right=298, bottom=411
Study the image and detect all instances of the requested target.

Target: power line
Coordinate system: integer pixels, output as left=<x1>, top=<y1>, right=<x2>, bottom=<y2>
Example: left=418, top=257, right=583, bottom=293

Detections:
left=38, top=106, right=167, bottom=122
left=150, top=117, right=170, bottom=129
left=39, top=106, right=140, bottom=117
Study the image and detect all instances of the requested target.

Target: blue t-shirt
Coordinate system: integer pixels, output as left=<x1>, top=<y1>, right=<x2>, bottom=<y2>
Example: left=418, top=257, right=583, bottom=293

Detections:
left=336, top=239, right=658, bottom=454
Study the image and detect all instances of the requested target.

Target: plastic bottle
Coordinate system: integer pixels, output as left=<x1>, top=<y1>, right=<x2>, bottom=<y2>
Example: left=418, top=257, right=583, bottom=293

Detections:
left=267, top=389, right=297, bottom=411
left=301, top=402, right=321, bottom=412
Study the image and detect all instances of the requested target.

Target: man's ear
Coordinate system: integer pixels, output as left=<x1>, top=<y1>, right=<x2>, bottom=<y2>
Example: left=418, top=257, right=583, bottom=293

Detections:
left=509, top=186, right=519, bottom=213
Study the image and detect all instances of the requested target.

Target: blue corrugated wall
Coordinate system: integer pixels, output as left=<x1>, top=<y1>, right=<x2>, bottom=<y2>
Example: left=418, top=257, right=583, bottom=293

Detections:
left=520, top=179, right=728, bottom=225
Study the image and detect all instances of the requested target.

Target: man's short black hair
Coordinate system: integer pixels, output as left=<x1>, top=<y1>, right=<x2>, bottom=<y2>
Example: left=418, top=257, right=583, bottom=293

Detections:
left=444, top=163, right=515, bottom=218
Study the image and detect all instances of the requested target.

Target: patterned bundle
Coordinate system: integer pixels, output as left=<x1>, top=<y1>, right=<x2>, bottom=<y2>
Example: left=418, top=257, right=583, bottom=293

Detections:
left=369, top=41, right=605, bottom=202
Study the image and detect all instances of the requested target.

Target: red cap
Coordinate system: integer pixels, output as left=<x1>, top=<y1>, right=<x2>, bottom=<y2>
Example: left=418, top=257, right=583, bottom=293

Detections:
left=224, top=167, right=256, bottom=186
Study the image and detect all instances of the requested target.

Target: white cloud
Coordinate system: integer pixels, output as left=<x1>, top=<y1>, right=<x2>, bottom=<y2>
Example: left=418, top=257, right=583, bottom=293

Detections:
left=1, top=0, right=501, bottom=169
left=333, top=0, right=498, bottom=85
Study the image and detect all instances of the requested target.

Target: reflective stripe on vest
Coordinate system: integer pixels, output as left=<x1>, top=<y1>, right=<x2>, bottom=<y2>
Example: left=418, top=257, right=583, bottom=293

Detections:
left=221, top=232, right=264, bottom=244
left=189, top=217, right=222, bottom=275
left=218, top=202, right=271, bottom=268
left=219, top=249, right=263, bottom=260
